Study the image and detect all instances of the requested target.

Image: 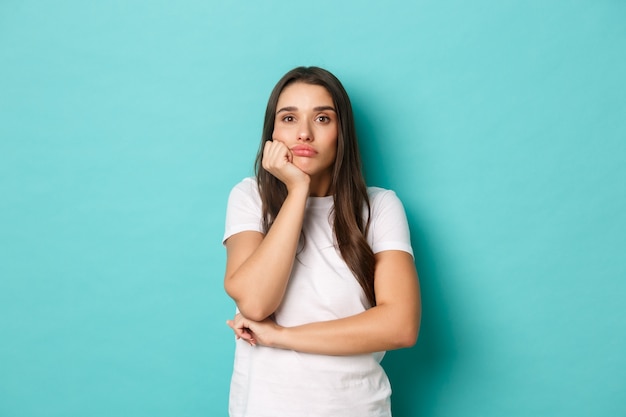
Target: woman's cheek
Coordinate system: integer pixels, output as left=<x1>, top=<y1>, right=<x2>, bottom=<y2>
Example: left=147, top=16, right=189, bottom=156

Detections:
left=271, top=128, right=280, bottom=141
left=272, top=125, right=291, bottom=142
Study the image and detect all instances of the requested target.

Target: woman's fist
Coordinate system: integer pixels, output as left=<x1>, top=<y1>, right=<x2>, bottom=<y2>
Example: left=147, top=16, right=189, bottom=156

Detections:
left=262, top=140, right=310, bottom=192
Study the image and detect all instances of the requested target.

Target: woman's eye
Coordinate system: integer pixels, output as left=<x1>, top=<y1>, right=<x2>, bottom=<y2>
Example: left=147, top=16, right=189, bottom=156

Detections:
left=316, top=115, right=330, bottom=123
left=282, top=115, right=295, bottom=122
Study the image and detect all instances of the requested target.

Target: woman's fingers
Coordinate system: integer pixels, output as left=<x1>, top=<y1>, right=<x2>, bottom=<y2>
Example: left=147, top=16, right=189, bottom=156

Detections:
left=226, top=316, right=257, bottom=346
left=262, top=140, right=310, bottom=189
left=262, top=140, right=290, bottom=170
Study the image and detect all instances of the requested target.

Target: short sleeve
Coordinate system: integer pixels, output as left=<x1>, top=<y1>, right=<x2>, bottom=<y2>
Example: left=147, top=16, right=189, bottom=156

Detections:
left=367, top=188, right=414, bottom=257
left=223, top=177, right=264, bottom=245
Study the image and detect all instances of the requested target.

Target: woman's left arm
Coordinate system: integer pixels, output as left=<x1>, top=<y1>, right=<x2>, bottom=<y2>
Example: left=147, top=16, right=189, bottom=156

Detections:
left=227, top=250, right=421, bottom=355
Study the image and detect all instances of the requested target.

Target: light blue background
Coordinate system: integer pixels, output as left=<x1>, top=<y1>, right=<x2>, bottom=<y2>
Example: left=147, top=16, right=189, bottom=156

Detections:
left=1, top=1, right=624, bottom=416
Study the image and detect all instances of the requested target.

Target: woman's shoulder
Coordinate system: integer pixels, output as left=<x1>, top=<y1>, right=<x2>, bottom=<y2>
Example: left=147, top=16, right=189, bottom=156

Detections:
left=230, top=176, right=259, bottom=193
left=367, top=186, right=399, bottom=203
left=228, top=177, right=261, bottom=202
left=366, top=186, right=407, bottom=216
left=233, top=176, right=257, bottom=188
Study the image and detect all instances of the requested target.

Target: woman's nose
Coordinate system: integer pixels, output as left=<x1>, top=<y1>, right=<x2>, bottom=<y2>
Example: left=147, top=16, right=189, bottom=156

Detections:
left=298, top=121, right=313, bottom=141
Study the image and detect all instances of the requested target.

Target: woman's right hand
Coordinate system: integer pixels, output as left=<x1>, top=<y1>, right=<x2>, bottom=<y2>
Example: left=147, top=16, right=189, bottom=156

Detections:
left=262, top=140, right=310, bottom=192
left=224, top=139, right=311, bottom=320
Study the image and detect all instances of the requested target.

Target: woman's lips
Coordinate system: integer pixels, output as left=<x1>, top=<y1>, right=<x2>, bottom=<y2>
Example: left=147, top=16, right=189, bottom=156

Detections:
left=290, top=145, right=317, bottom=157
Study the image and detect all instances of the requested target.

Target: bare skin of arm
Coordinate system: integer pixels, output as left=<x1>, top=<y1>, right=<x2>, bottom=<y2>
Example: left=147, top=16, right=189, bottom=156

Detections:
left=224, top=140, right=310, bottom=321
left=227, top=250, right=421, bottom=355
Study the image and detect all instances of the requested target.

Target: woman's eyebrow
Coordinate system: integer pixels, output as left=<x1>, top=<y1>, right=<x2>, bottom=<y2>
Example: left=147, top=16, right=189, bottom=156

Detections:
left=276, top=105, right=337, bottom=114
left=276, top=106, right=297, bottom=114
left=314, top=105, right=337, bottom=112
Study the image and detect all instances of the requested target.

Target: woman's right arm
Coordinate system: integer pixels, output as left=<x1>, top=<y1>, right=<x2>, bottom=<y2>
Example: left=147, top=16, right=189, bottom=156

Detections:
left=224, top=140, right=310, bottom=321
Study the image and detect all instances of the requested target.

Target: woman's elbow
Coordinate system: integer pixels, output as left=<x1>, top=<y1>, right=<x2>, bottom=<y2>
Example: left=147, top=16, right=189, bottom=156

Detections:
left=389, top=314, right=420, bottom=349
left=224, top=288, right=273, bottom=322
left=224, top=282, right=277, bottom=321
left=237, top=303, right=274, bottom=322
left=393, top=325, right=419, bottom=349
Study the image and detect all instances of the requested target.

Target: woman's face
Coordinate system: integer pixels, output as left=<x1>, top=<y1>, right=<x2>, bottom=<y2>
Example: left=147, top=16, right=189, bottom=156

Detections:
left=272, top=82, right=338, bottom=189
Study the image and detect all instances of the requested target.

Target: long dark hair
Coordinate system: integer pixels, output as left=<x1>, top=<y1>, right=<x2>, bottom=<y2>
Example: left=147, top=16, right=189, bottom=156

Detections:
left=254, top=66, right=376, bottom=307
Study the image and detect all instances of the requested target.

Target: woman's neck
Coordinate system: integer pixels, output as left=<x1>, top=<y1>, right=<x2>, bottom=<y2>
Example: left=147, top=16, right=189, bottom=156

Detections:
left=308, top=175, right=333, bottom=197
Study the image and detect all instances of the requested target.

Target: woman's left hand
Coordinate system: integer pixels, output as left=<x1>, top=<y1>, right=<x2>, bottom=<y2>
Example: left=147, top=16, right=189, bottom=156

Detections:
left=226, top=313, right=283, bottom=347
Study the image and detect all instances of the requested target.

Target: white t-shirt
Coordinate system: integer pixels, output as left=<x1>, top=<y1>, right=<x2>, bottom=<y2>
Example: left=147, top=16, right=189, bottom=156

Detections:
left=223, top=177, right=413, bottom=417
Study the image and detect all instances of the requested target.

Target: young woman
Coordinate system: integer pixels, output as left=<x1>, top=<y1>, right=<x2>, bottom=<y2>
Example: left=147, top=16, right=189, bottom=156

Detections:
left=223, top=66, right=421, bottom=417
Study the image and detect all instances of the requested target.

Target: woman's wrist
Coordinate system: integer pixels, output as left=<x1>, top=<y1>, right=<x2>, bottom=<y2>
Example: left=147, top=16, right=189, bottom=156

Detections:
left=269, top=325, right=290, bottom=350
left=286, top=177, right=310, bottom=197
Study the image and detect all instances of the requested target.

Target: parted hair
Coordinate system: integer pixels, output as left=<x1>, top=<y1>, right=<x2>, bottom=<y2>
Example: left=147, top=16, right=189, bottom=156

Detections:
left=254, top=66, right=377, bottom=307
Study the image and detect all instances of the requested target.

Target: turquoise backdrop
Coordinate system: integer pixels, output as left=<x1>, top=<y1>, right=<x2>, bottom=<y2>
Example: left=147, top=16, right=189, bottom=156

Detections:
left=1, top=1, right=624, bottom=416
